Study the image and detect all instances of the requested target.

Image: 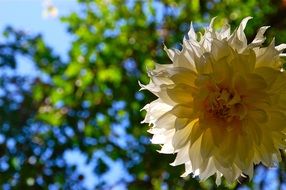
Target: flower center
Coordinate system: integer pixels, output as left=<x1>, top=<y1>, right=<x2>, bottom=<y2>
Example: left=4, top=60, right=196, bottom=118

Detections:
left=206, top=88, right=243, bottom=122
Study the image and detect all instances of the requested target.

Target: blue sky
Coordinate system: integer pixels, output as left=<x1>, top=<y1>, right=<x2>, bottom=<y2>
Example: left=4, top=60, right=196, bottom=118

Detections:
left=0, top=0, right=78, bottom=58
left=0, top=0, right=78, bottom=77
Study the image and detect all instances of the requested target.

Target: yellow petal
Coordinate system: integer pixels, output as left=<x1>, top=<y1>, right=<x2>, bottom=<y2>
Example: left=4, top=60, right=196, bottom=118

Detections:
left=200, top=128, right=214, bottom=158
left=166, top=83, right=196, bottom=104
left=172, top=125, right=192, bottom=149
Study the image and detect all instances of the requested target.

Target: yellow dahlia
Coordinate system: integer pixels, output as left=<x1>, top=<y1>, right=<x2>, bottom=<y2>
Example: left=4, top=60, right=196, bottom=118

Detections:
left=141, top=17, right=286, bottom=185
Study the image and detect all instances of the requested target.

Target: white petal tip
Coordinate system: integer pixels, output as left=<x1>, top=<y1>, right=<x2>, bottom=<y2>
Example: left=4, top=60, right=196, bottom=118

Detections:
left=138, top=81, right=145, bottom=90
left=180, top=173, right=189, bottom=178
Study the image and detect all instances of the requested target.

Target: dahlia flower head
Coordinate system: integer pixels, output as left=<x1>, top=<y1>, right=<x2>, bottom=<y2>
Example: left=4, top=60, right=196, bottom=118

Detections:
left=141, top=17, right=286, bottom=185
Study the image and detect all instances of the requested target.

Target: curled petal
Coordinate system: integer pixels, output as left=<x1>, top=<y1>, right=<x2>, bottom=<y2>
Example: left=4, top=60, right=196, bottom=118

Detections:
left=250, top=26, right=270, bottom=47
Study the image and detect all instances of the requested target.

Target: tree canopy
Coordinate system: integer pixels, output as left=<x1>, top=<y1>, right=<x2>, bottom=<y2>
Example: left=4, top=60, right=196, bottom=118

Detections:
left=1, top=0, right=286, bottom=189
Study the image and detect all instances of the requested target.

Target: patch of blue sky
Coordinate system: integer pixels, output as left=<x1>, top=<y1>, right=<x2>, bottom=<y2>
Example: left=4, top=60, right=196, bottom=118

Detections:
left=123, top=58, right=140, bottom=77
left=16, top=55, right=40, bottom=77
left=0, top=0, right=78, bottom=58
left=95, top=150, right=133, bottom=187
left=64, top=149, right=132, bottom=190
left=64, top=149, right=98, bottom=189
left=0, top=0, right=78, bottom=81
left=110, top=123, right=129, bottom=148
left=253, top=165, right=266, bottom=184
left=242, top=165, right=283, bottom=190
left=263, top=168, right=279, bottom=190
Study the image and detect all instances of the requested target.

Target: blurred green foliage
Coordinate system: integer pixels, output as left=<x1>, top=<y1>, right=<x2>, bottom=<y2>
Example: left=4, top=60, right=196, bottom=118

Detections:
left=1, top=0, right=286, bottom=189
